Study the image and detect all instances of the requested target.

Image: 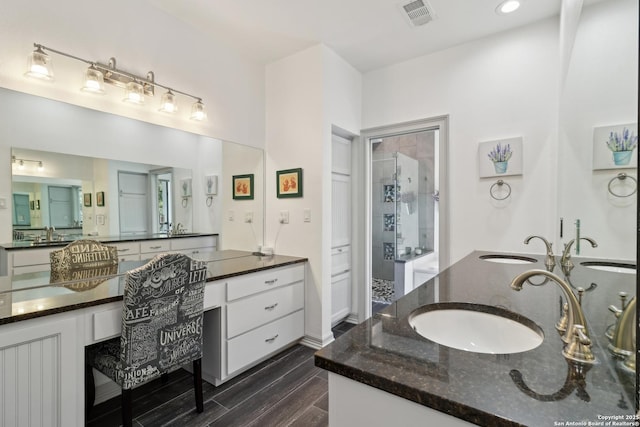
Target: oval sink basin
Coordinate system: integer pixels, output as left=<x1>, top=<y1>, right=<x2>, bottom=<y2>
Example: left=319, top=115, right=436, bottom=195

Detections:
left=409, top=303, right=544, bottom=354
left=479, top=254, right=537, bottom=264
left=580, top=261, right=636, bottom=275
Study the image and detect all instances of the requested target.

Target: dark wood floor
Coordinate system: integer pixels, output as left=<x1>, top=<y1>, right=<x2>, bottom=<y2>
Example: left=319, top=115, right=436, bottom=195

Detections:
left=86, top=322, right=355, bottom=427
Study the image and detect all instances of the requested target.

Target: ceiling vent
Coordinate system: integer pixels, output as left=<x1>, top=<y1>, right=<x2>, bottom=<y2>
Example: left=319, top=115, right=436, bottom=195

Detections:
left=399, top=0, right=436, bottom=27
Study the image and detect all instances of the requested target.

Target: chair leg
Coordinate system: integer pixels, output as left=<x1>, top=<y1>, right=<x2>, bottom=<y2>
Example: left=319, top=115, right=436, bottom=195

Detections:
left=193, top=358, right=204, bottom=413
left=85, top=365, right=95, bottom=419
left=122, top=388, right=133, bottom=427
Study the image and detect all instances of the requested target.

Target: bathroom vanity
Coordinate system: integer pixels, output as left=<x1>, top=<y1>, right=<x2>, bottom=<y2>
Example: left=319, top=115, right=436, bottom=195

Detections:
left=315, top=250, right=636, bottom=426
left=0, top=250, right=306, bottom=427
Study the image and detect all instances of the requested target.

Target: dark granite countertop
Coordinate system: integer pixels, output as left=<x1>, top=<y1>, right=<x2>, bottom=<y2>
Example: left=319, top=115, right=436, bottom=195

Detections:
left=315, top=250, right=637, bottom=426
left=0, top=250, right=306, bottom=325
left=0, top=232, right=219, bottom=250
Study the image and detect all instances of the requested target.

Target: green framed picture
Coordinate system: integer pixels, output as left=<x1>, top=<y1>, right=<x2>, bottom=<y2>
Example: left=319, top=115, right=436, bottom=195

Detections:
left=276, top=168, right=303, bottom=198
left=232, top=174, right=254, bottom=200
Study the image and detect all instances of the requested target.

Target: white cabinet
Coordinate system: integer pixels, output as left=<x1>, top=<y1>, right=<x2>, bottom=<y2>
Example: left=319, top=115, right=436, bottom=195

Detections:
left=0, top=311, right=80, bottom=427
left=202, top=263, right=305, bottom=385
left=331, top=133, right=353, bottom=325
left=170, top=235, right=217, bottom=260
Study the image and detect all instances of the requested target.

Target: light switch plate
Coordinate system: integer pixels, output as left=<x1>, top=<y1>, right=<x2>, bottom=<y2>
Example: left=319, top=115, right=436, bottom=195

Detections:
left=280, top=210, right=289, bottom=224
left=0, top=197, right=6, bottom=209
left=303, top=208, right=311, bottom=222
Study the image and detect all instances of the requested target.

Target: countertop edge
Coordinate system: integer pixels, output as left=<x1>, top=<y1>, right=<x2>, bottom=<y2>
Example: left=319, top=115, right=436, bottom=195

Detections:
left=0, top=255, right=307, bottom=326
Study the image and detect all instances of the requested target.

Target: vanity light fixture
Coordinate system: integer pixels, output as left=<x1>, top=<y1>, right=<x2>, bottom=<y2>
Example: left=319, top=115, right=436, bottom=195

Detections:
left=123, top=81, right=145, bottom=105
left=81, top=64, right=105, bottom=94
left=496, top=0, right=521, bottom=14
left=12, top=155, right=44, bottom=171
left=190, top=99, right=206, bottom=121
left=159, top=89, right=177, bottom=113
left=25, top=43, right=206, bottom=120
left=25, top=45, right=54, bottom=80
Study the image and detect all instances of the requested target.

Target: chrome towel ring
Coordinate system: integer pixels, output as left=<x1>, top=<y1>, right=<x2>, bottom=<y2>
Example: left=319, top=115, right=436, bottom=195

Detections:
left=490, top=179, right=511, bottom=200
left=608, top=173, right=637, bottom=198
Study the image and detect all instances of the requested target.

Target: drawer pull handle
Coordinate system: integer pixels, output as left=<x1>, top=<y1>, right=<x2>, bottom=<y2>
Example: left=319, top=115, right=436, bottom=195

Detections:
left=119, top=248, right=130, bottom=252
left=264, top=303, right=279, bottom=311
left=149, top=245, right=162, bottom=249
left=192, top=250, right=200, bottom=254
left=265, top=278, right=278, bottom=285
left=265, top=334, right=279, bottom=343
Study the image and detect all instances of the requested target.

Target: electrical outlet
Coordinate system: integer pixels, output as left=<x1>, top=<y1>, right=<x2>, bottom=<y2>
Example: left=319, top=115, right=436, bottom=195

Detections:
left=303, top=208, right=311, bottom=222
left=228, top=210, right=235, bottom=221
left=280, top=210, right=289, bottom=224
left=0, top=197, right=6, bottom=209
left=245, top=211, right=253, bottom=223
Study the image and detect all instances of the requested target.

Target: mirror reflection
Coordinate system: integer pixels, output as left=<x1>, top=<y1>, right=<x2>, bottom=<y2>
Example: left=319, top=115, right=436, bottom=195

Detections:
left=11, top=148, right=191, bottom=240
left=1, top=87, right=264, bottom=250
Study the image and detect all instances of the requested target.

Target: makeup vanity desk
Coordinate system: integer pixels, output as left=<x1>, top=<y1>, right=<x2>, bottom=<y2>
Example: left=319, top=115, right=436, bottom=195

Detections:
left=0, top=249, right=307, bottom=427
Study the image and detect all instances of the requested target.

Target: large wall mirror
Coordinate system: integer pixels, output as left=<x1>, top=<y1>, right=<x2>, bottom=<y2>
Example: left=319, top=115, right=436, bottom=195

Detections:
left=1, top=87, right=264, bottom=250
left=558, top=0, right=637, bottom=262
left=11, top=148, right=192, bottom=238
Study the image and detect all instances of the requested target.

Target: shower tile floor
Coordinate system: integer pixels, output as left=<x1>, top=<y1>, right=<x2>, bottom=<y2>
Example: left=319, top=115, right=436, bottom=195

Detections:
left=372, top=278, right=395, bottom=303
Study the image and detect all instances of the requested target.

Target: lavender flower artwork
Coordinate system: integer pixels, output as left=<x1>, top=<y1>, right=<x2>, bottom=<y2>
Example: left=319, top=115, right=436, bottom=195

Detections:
left=487, top=143, right=513, bottom=174
left=606, top=127, right=637, bottom=166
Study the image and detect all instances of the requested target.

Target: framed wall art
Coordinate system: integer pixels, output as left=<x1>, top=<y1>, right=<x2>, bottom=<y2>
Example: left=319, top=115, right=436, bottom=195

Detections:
left=232, top=174, right=254, bottom=200
left=478, top=137, right=523, bottom=178
left=592, top=123, right=637, bottom=170
left=96, top=191, right=105, bottom=207
left=276, top=168, right=303, bottom=198
left=83, top=193, right=92, bottom=207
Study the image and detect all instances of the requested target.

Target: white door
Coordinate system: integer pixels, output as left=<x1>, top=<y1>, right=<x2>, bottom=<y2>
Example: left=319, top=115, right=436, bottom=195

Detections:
left=118, top=171, right=149, bottom=235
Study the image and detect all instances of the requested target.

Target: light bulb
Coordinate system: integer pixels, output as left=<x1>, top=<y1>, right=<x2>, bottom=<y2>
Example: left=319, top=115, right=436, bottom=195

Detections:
left=25, top=46, right=54, bottom=80
left=123, top=82, right=144, bottom=104
left=159, top=90, right=177, bottom=113
left=190, top=99, right=206, bottom=121
left=81, top=65, right=105, bottom=94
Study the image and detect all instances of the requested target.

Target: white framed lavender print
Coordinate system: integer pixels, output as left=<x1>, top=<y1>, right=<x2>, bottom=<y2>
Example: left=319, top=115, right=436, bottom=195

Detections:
left=592, top=123, right=637, bottom=170
left=478, top=137, right=523, bottom=178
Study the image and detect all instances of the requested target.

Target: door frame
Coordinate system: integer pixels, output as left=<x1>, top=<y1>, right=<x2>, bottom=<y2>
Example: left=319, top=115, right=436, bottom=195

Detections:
left=356, top=115, right=450, bottom=321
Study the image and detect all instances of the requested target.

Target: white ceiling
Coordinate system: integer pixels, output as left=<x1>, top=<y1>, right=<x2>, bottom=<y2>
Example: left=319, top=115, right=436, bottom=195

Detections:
left=147, top=0, right=564, bottom=72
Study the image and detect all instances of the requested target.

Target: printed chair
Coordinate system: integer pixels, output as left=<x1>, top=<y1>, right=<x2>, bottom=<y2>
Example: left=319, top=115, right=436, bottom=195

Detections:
left=85, top=253, right=208, bottom=427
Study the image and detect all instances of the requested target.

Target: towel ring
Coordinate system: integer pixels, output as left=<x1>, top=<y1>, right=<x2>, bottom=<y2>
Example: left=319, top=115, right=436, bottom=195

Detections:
left=608, top=173, right=637, bottom=198
left=490, top=180, right=511, bottom=201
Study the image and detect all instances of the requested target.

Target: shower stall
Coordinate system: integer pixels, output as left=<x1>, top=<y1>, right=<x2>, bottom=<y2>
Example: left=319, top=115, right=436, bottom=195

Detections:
left=371, top=130, right=438, bottom=304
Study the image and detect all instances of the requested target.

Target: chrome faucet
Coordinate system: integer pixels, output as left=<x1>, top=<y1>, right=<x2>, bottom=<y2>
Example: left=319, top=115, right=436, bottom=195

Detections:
left=44, top=226, right=55, bottom=241
left=607, top=296, right=636, bottom=360
left=510, top=269, right=596, bottom=364
left=523, top=235, right=555, bottom=270
left=561, top=237, right=598, bottom=269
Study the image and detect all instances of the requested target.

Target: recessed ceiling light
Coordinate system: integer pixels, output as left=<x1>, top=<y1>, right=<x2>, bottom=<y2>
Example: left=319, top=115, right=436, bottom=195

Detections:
left=496, top=0, right=521, bottom=15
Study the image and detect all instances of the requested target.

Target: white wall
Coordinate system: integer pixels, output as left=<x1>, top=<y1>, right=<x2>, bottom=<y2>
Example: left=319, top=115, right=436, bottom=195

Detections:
left=266, top=45, right=362, bottom=346
left=362, top=18, right=560, bottom=264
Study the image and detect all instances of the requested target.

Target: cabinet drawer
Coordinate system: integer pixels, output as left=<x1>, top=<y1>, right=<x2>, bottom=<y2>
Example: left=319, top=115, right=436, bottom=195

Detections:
left=227, top=282, right=304, bottom=339
left=170, top=236, right=216, bottom=251
left=331, top=245, right=350, bottom=276
left=227, top=309, right=304, bottom=375
left=113, top=242, right=140, bottom=256
left=226, top=265, right=304, bottom=301
left=93, top=307, right=122, bottom=341
left=140, top=240, right=171, bottom=254
left=12, top=248, right=53, bottom=267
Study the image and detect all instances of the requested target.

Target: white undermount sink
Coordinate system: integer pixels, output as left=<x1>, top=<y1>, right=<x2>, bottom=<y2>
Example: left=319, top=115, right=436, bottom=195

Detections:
left=479, top=254, right=537, bottom=265
left=409, top=303, right=544, bottom=354
left=580, top=261, right=636, bottom=275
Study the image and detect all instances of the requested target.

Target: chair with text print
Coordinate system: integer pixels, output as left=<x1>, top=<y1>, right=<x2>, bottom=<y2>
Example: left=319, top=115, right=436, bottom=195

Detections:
left=85, top=252, right=208, bottom=427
